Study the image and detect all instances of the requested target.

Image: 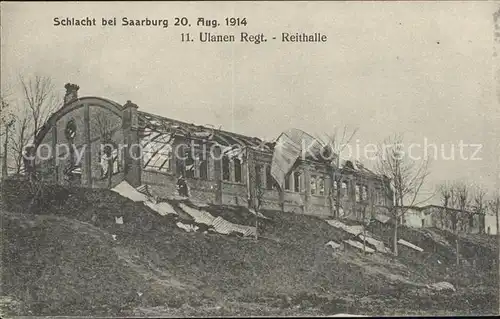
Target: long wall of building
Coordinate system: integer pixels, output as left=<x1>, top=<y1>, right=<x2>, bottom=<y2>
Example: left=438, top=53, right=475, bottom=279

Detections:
left=401, top=205, right=486, bottom=234
left=33, top=85, right=393, bottom=220
left=138, top=139, right=393, bottom=219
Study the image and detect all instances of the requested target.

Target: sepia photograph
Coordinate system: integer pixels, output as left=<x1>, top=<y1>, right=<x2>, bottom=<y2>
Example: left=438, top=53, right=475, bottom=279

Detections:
left=1, top=1, right=499, bottom=317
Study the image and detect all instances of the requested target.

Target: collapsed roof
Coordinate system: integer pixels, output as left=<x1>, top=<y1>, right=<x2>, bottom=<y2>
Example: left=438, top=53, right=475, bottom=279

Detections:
left=138, top=111, right=273, bottom=151
left=138, top=113, right=380, bottom=183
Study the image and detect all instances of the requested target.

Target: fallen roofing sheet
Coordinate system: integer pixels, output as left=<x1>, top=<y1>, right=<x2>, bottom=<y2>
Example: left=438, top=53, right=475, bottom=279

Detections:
left=178, top=203, right=216, bottom=225
left=270, top=128, right=323, bottom=189
left=427, top=281, right=455, bottom=292
left=421, top=229, right=451, bottom=248
left=374, top=214, right=390, bottom=224
left=325, top=240, right=342, bottom=249
left=135, top=184, right=151, bottom=195
left=212, top=216, right=256, bottom=237
left=357, top=234, right=386, bottom=252
left=178, top=203, right=256, bottom=237
left=112, top=181, right=149, bottom=202
left=398, top=239, right=424, bottom=252
left=189, top=199, right=211, bottom=208
left=176, top=222, right=198, bottom=233
left=248, top=208, right=270, bottom=220
left=144, top=200, right=178, bottom=216
left=326, top=219, right=364, bottom=236
left=343, top=239, right=375, bottom=253
left=113, top=182, right=255, bottom=237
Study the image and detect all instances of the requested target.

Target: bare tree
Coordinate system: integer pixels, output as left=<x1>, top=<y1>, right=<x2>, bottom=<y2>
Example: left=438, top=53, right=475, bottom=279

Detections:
left=376, top=133, right=431, bottom=256
left=9, top=108, right=31, bottom=174
left=3, top=75, right=60, bottom=210
left=248, top=162, right=265, bottom=240
left=361, top=189, right=376, bottom=255
left=472, top=185, right=487, bottom=233
left=488, top=194, right=499, bottom=249
left=439, top=182, right=463, bottom=232
left=454, top=181, right=471, bottom=266
left=19, top=74, right=58, bottom=139
left=1, top=96, right=15, bottom=178
left=491, top=196, right=500, bottom=237
left=6, top=74, right=60, bottom=176
left=437, top=182, right=453, bottom=230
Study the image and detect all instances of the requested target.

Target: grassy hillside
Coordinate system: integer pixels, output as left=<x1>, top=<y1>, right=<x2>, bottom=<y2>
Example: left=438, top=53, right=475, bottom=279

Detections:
left=1, top=180, right=497, bottom=316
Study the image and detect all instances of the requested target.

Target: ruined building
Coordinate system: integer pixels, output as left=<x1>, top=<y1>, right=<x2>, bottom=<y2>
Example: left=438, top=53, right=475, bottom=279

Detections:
left=32, top=84, right=393, bottom=219
left=402, top=205, right=486, bottom=234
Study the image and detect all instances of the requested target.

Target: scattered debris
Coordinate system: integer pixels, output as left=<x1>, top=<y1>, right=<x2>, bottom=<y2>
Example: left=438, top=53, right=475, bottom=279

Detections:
left=115, top=216, right=123, bottom=225
left=374, top=213, right=390, bottom=224
left=398, top=239, right=423, bottom=252
left=178, top=203, right=216, bottom=225
left=176, top=203, right=256, bottom=237
left=358, top=234, right=387, bottom=252
left=248, top=208, right=270, bottom=220
left=421, top=229, right=452, bottom=248
left=212, top=216, right=256, bottom=237
left=343, top=239, right=375, bottom=253
left=325, top=240, right=343, bottom=250
left=176, top=222, right=199, bottom=233
left=111, top=181, right=148, bottom=202
left=326, top=220, right=364, bottom=236
left=135, top=184, right=151, bottom=196
left=144, top=200, right=177, bottom=216
left=426, top=281, right=456, bottom=292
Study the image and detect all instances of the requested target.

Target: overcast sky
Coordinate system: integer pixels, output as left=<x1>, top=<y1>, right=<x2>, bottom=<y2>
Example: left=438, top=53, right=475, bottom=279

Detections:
left=1, top=1, right=499, bottom=203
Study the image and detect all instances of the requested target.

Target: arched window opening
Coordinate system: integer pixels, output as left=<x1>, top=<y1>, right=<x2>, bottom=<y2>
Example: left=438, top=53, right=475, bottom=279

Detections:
left=142, top=133, right=172, bottom=173
left=222, top=155, right=231, bottom=181
left=318, top=177, right=325, bottom=196
left=265, top=166, right=275, bottom=190
left=185, top=151, right=195, bottom=178
left=65, top=119, right=77, bottom=142
left=362, top=185, right=368, bottom=201
left=254, top=164, right=262, bottom=187
left=293, top=171, right=301, bottom=193
left=234, top=158, right=242, bottom=183
left=284, top=172, right=291, bottom=191
left=341, top=181, right=348, bottom=197
left=310, top=175, right=317, bottom=195
left=355, top=184, right=361, bottom=202
left=199, top=159, right=208, bottom=180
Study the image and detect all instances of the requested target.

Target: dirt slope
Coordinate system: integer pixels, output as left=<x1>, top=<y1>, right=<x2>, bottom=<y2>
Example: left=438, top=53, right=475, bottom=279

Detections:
left=1, top=180, right=497, bottom=316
